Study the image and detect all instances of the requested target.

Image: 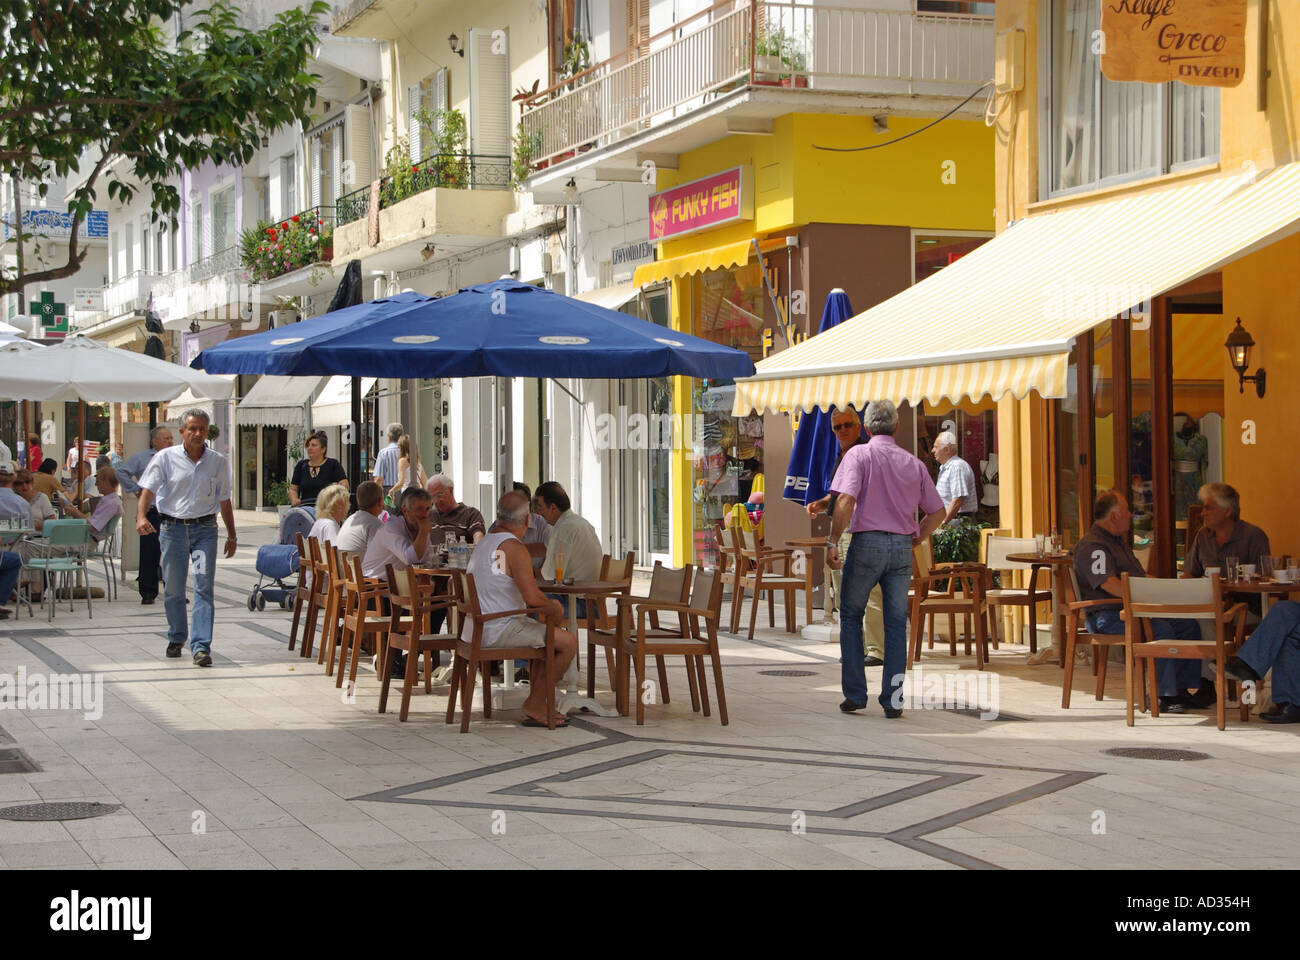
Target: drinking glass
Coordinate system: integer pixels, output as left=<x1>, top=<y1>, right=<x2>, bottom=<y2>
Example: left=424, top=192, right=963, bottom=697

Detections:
left=1035, top=534, right=1046, bottom=556
left=1224, top=556, right=1240, bottom=581
left=1241, top=563, right=1257, bottom=581
left=1287, top=565, right=1299, bottom=584
left=1261, top=556, right=1278, bottom=579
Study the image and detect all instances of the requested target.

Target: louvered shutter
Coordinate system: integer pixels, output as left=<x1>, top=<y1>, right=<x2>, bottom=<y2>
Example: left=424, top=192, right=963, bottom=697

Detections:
left=407, top=81, right=423, bottom=161
left=310, top=135, right=322, bottom=208
left=469, top=27, right=510, bottom=174
left=346, top=103, right=372, bottom=190
left=433, top=67, right=449, bottom=146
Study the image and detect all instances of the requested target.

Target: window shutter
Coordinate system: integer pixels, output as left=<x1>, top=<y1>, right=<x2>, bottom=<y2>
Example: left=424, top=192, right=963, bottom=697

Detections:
left=329, top=126, right=342, bottom=207
left=310, top=136, right=323, bottom=209
left=408, top=81, right=424, bottom=160
left=433, top=67, right=449, bottom=144
left=345, top=103, right=372, bottom=191
left=469, top=27, right=510, bottom=167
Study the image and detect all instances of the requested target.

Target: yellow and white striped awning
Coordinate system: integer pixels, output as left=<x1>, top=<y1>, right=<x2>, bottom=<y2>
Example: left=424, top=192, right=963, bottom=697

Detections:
left=735, top=161, right=1300, bottom=414
left=633, top=239, right=752, bottom=286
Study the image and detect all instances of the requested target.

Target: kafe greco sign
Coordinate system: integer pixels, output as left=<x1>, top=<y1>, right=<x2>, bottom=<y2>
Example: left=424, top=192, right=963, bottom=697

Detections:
left=1101, top=0, right=1248, bottom=87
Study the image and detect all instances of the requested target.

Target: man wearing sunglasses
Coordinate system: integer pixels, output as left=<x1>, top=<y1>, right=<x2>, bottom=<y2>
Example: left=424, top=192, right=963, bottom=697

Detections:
left=806, top=407, right=884, bottom=667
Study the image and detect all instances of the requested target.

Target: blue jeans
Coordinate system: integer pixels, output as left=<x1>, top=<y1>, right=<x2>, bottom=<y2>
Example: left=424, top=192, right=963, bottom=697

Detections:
left=1238, top=600, right=1300, bottom=705
left=0, top=551, right=21, bottom=604
left=160, top=520, right=217, bottom=654
left=1087, top=608, right=1202, bottom=697
left=840, top=531, right=913, bottom=709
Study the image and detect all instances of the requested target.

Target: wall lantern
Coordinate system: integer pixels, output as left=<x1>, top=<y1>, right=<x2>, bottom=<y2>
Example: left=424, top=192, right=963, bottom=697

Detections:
left=1224, top=317, right=1266, bottom=397
left=448, top=33, right=464, bottom=57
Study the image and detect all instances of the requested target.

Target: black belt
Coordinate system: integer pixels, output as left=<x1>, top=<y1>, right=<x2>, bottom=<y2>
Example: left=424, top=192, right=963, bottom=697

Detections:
left=159, top=513, right=215, bottom=525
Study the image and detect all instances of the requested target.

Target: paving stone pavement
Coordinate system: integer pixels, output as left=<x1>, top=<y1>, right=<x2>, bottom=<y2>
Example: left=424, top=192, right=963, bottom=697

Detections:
left=1, top=508, right=1296, bottom=870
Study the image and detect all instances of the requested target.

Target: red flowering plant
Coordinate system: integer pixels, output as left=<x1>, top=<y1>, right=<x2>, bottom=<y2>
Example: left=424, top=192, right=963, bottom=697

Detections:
left=240, top=211, right=334, bottom=282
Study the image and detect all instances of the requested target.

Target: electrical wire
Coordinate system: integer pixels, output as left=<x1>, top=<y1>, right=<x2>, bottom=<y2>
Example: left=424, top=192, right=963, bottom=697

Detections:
left=812, top=80, right=995, bottom=153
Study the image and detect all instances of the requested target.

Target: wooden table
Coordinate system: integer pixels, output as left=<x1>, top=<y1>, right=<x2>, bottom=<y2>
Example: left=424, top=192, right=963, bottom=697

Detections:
left=1219, top=577, right=1300, bottom=616
left=541, top=579, right=627, bottom=717
left=1006, top=552, right=1073, bottom=665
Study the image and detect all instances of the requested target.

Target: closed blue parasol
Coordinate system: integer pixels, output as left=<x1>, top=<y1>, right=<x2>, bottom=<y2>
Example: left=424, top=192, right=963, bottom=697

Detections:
left=782, top=289, right=858, bottom=505
left=194, top=279, right=754, bottom=380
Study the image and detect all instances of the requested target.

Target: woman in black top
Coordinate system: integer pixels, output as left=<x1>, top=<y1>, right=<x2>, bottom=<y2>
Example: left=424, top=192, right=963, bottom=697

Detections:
left=289, top=430, right=348, bottom=506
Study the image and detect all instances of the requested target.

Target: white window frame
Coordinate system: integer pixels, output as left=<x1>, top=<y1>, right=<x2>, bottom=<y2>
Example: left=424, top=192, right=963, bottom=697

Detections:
left=1038, top=0, right=1219, bottom=202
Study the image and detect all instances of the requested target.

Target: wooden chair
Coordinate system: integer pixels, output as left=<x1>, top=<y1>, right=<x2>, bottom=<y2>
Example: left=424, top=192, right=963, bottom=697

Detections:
left=318, top=543, right=348, bottom=673
left=714, top=520, right=741, bottom=611
left=287, top=533, right=314, bottom=653
left=336, top=553, right=388, bottom=690
left=445, top=572, right=556, bottom=733
left=908, top=538, right=960, bottom=656
left=297, top=538, right=329, bottom=660
left=1120, top=573, right=1249, bottom=730
left=581, top=552, right=635, bottom=703
left=1061, top=567, right=1129, bottom=708
left=616, top=568, right=728, bottom=725
left=908, top=548, right=991, bottom=670
left=380, top=564, right=459, bottom=721
left=732, top=527, right=805, bottom=638
left=983, top=535, right=1053, bottom=653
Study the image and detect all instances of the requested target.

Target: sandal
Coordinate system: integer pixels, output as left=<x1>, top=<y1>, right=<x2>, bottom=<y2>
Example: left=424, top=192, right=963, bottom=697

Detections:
left=521, top=716, right=570, bottom=728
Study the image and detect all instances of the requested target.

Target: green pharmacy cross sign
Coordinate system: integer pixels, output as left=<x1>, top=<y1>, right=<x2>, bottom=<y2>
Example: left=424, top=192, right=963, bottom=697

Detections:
left=30, top=291, right=68, bottom=336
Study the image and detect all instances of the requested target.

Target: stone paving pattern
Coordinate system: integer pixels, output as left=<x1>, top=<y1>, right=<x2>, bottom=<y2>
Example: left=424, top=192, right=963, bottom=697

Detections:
left=1, top=510, right=1297, bottom=870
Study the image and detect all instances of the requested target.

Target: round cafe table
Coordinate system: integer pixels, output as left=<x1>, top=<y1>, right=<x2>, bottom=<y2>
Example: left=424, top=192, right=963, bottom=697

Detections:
left=541, top=579, right=627, bottom=717
left=1006, top=552, right=1073, bottom=665
left=1218, top=577, right=1300, bottom=616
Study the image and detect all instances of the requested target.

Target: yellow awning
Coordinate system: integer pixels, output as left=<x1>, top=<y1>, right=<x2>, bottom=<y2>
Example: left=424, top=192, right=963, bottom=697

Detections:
left=633, top=239, right=752, bottom=286
left=734, top=161, right=1300, bottom=414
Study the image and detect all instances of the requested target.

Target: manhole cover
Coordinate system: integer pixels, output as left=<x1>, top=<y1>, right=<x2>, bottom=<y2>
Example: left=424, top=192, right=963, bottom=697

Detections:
left=1103, top=747, right=1211, bottom=762
left=0, top=801, right=122, bottom=821
left=758, top=669, right=817, bottom=677
left=0, top=748, right=40, bottom=774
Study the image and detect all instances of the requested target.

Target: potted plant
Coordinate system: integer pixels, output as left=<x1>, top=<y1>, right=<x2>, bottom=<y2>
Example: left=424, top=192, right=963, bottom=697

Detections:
left=512, top=120, right=542, bottom=189
left=266, top=480, right=290, bottom=507
left=754, top=29, right=786, bottom=84
left=780, top=31, right=809, bottom=87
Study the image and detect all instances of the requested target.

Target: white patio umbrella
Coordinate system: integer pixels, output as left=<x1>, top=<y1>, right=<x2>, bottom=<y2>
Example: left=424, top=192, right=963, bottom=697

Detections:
left=0, top=335, right=236, bottom=403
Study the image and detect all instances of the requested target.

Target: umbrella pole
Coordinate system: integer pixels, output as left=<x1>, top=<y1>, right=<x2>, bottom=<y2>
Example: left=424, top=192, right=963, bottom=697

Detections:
left=77, top=399, right=86, bottom=503
left=349, top=377, right=361, bottom=503
left=21, top=400, right=28, bottom=468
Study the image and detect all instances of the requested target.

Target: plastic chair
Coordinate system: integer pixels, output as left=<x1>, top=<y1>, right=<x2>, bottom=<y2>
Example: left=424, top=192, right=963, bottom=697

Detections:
left=25, top=519, right=93, bottom=622
left=85, top=514, right=120, bottom=601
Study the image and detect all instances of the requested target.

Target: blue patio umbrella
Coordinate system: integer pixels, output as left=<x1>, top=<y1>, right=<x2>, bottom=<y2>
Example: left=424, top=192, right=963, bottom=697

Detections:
left=782, top=288, right=859, bottom=505
left=194, top=279, right=755, bottom=380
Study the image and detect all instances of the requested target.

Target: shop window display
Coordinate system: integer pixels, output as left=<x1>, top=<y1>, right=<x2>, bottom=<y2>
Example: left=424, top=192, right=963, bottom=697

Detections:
left=690, top=262, right=769, bottom=567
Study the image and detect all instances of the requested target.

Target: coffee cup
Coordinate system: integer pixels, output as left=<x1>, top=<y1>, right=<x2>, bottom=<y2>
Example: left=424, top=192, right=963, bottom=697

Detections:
left=1276, top=568, right=1294, bottom=584
left=1241, top=564, right=1257, bottom=580
left=1204, top=567, right=1221, bottom=579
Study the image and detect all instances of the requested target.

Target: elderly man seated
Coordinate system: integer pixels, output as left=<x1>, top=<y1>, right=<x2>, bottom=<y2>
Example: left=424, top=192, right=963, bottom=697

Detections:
left=1184, top=482, right=1270, bottom=578
left=427, top=474, right=486, bottom=547
left=468, top=492, right=577, bottom=727
left=336, top=480, right=385, bottom=555
left=1226, top=603, right=1300, bottom=723
left=362, top=487, right=435, bottom=579
left=55, top=465, right=124, bottom=541
left=1074, top=491, right=1204, bottom=714
left=0, top=461, right=29, bottom=519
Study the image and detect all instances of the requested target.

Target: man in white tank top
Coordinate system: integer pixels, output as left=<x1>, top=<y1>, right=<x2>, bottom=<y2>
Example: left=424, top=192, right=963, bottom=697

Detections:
left=468, top=491, right=576, bottom=728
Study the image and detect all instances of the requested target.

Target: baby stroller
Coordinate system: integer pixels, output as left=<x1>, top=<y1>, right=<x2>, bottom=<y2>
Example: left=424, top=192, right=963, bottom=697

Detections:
left=248, top=505, right=315, bottom=612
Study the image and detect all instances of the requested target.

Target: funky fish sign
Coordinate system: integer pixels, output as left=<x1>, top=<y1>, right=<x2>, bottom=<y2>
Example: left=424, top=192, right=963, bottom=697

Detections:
left=1100, top=0, right=1248, bottom=87
left=648, top=167, right=752, bottom=241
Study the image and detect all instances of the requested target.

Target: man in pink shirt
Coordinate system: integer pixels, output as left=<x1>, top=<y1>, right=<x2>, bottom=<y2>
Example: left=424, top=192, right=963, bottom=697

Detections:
left=827, top=401, right=945, bottom=717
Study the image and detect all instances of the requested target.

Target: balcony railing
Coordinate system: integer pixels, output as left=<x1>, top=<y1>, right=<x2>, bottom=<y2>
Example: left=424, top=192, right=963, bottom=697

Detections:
left=519, top=0, right=994, bottom=170
left=188, top=245, right=240, bottom=282
left=336, top=152, right=512, bottom=226
left=103, top=269, right=158, bottom=318
left=244, top=205, right=335, bottom=283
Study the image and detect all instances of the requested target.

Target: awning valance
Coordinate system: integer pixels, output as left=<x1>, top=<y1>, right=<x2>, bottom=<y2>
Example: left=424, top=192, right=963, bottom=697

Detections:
left=311, top=376, right=377, bottom=428
left=633, top=239, right=752, bottom=286
left=574, top=281, right=638, bottom=311
left=236, top=375, right=324, bottom=427
left=734, top=162, right=1300, bottom=414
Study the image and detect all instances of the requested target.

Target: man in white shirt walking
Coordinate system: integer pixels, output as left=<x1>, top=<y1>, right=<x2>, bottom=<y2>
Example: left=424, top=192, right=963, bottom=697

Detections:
left=136, top=411, right=237, bottom=667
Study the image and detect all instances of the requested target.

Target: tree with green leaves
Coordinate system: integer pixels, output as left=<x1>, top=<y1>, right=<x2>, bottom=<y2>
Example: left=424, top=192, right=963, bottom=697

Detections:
left=0, top=0, right=329, bottom=297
